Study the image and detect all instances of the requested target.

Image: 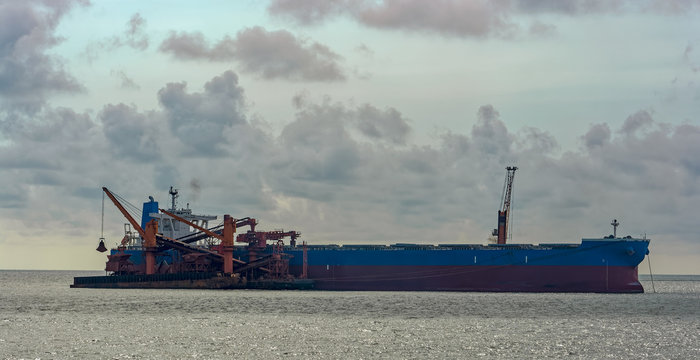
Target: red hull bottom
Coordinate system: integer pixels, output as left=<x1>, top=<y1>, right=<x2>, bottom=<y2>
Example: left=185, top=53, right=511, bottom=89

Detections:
left=289, top=265, right=643, bottom=293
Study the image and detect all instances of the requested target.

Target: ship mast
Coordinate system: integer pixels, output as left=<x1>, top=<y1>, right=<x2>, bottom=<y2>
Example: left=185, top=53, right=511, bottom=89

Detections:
left=611, top=219, right=619, bottom=238
left=169, top=186, right=179, bottom=211
left=495, top=166, right=517, bottom=244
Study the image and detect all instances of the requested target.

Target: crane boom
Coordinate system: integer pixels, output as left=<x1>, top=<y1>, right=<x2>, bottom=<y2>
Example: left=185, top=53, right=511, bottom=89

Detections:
left=496, top=166, right=517, bottom=244
left=102, top=187, right=146, bottom=239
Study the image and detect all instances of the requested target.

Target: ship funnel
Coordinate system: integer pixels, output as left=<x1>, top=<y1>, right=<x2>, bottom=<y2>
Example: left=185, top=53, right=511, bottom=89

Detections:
left=96, top=237, right=108, bottom=252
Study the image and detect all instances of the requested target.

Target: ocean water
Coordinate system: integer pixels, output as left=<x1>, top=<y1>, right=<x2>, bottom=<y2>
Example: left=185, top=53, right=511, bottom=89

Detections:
left=0, top=271, right=698, bottom=359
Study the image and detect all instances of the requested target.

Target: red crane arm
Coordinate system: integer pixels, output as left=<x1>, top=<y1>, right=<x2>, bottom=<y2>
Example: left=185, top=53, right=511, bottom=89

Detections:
left=102, top=187, right=146, bottom=239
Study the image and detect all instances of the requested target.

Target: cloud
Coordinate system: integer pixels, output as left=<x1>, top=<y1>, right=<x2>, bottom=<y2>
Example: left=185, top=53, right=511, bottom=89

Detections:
left=516, top=127, right=559, bottom=154
left=233, top=26, right=346, bottom=81
left=157, top=70, right=247, bottom=156
left=582, top=123, right=611, bottom=149
left=357, top=0, right=516, bottom=38
left=620, top=110, right=653, bottom=136
left=0, top=0, right=87, bottom=111
left=99, top=103, right=160, bottom=162
left=110, top=70, right=140, bottom=90
left=0, top=107, right=95, bottom=169
left=267, top=0, right=358, bottom=25
left=2, top=65, right=699, bottom=271
left=123, top=13, right=149, bottom=50
left=513, top=0, right=626, bottom=15
left=268, top=0, right=700, bottom=39
left=159, top=27, right=346, bottom=81
left=264, top=97, right=700, bottom=253
left=0, top=105, right=102, bottom=224
left=354, top=104, right=411, bottom=145
left=158, top=31, right=235, bottom=61
left=84, top=13, right=149, bottom=61
left=471, top=104, right=513, bottom=156
left=528, top=20, right=557, bottom=37
left=275, top=97, right=360, bottom=189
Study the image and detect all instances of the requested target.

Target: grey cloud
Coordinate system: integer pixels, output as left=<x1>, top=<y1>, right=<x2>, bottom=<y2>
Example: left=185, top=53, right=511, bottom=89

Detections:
left=124, top=13, right=148, bottom=50
left=2, top=82, right=699, bottom=270
left=620, top=110, right=653, bottom=136
left=276, top=99, right=360, bottom=185
left=357, top=0, right=516, bottom=38
left=157, top=70, right=246, bottom=156
left=682, top=42, right=699, bottom=73
left=514, top=0, right=626, bottom=15
left=643, top=0, right=700, bottom=14
left=542, top=0, right=692, bottom=15
left=582, top=123, right=610, bottom=149
left=0, top=107, right=95, bottom=171
left=516, top=127, right=559, bottom=154
left=355, top=43, right=374, bottom=56
left=110, top=70, right=140, bottom=90
left=268, top=0, right=700, bottom=39
left=354, top=104, right=410, bottom=145
left=0, top=149, right=60, bottom=169
left=159, top=27, right=346, bottom=82
left=0, top=0, right=86, bottom=110
left=0, top=188, right=27, bottom=209
left=84, top=13, right=149, bottom=61
left=673, top=124, right=700, bottom=176
left=266, top=101, right=700, bottom=248
left=0, top=105, right=108, bottom=233
left=268, top=0, right=517, bottom=38
left=154, top=165, right=180, bottom=191
left=233, top=26, right=345, bottom=81
left=472, top=105, right=513, bottom=155
left=100, top=103, right=160, bottom=162
left=267, top=0, right=359, bottom=25
left=528, top=20, right=557, bottom=36
left=158, top=31, right=235, bottom=61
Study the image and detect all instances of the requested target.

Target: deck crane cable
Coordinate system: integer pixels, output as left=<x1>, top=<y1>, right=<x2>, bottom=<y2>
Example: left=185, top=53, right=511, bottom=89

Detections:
left=110, top=190, right=143, bottom=221
left=499, top=171, right=508, bottom=212
left=510, top=188, right=514, bottom=243
left=647, top=250, right=656, bottom=293
left=96, top=191, right=108, bottom=252
left=101, top=191, right=104, bottom=238
left=104, top=189, right=144, bottom=234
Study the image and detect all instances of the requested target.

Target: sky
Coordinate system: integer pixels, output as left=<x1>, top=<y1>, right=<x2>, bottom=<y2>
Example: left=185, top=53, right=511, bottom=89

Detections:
left=0, top=0, right=699, bottom=274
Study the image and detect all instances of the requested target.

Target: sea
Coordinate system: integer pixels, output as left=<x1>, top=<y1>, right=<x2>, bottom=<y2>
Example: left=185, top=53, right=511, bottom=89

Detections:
left=0, top=271, right=698, bottom=359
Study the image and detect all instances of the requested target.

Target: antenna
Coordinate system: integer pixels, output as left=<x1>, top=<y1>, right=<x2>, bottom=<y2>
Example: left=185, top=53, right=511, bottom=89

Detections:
left=611, top=219, right=619, bottom=238
left=169, top=186, right=179, bottom=210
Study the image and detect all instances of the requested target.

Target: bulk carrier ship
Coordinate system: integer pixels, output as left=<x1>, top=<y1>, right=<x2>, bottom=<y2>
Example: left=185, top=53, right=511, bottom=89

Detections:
left=72, top=168, right=650, bottom=293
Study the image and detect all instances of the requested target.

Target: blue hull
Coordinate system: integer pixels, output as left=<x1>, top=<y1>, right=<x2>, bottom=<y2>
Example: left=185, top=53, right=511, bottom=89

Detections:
left=110, top=238, right=649, bottom=293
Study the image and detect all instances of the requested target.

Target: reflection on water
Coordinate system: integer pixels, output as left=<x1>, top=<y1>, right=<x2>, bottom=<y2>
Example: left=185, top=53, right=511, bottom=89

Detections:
left=1, top=271, right=698, bottom=359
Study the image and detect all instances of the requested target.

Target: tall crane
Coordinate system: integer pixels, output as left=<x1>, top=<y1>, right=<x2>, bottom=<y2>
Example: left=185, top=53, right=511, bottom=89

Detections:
left=494, top=166, right=517, bottom=245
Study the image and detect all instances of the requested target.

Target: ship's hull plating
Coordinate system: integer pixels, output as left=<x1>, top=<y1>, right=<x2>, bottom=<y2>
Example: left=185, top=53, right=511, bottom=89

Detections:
left=288, top=264, right=642, bottom=293
left=106, top=238, right=649, bottom=293
left=281, top=239, right=649, bottom=293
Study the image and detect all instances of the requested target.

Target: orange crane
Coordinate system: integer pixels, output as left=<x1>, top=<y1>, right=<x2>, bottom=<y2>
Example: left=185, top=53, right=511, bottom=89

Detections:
left=102, top=187, right=159, bottom=274
left=159, top=208, right=242, bottom=274
left=494, top=167, right=517, bottom=245
left=103, top=187, right=226, bottom=274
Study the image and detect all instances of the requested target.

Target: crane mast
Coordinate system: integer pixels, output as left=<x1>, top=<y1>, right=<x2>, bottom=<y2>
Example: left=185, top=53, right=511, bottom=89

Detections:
left=495, top=166, right=517, bottom=244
